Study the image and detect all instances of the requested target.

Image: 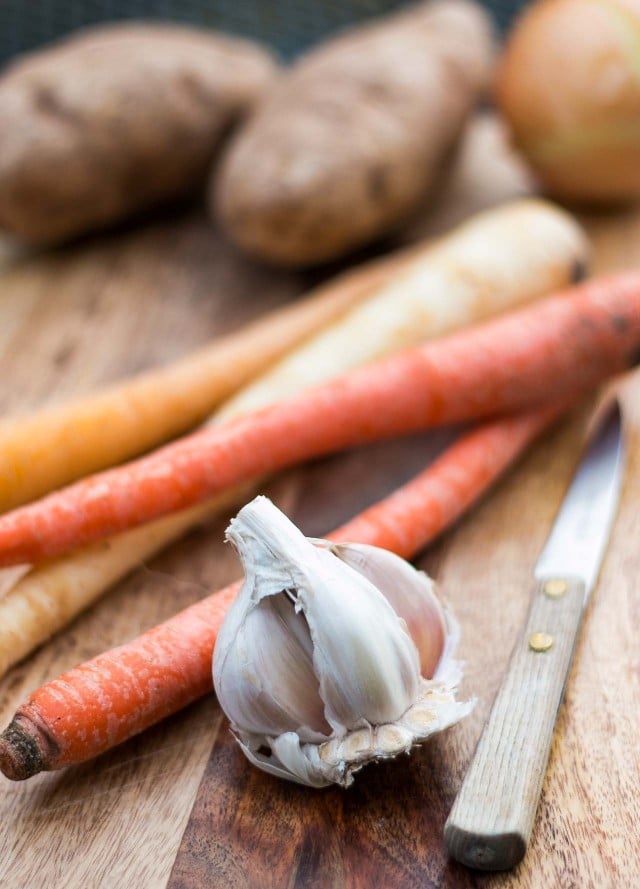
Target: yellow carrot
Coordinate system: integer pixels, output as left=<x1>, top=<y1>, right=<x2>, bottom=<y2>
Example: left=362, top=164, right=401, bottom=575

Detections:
left=0, top=254, right=398, bottom=512
left=0, top=199, right=588, bottom=673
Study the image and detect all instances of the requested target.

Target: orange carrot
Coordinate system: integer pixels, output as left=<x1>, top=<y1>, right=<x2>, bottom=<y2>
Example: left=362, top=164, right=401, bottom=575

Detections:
left=0, top=403, right=563, bottom=780
left=0, top=271, right=637, bottom=569
left=327, top=405, right=565, bottom=556
left=0, top=251, right=396, bottom=512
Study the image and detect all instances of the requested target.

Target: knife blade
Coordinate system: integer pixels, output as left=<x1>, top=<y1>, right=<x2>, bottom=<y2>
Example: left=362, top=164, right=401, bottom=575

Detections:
left=444, top=398, right=624, bottom=871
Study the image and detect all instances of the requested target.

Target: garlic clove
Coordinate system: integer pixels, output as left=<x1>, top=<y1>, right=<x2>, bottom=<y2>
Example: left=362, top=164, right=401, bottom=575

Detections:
left=300, top=544, right=421, bottom=733
left=237, top=733, right=328, bottom=787
left=322, top=542, right=448, bottom=679
left=213, top=591, right=332, bottom=743
left=270, top=732, right=330, bottom=788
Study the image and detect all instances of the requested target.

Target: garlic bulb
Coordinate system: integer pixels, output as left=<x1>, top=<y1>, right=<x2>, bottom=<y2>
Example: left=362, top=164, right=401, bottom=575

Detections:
left=213, top=496, right=472, bottom=788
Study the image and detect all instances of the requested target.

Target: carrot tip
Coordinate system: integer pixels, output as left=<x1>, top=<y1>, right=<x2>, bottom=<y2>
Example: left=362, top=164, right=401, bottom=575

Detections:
left=571, top=258, right=587, bottom=283
left=0, top=715, right=49, bottom=780
left=629, top=344, right=640, bottom=368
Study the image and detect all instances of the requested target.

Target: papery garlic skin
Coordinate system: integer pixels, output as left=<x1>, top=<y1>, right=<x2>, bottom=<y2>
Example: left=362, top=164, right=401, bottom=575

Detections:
left=213, top=495, right=472, bottom=788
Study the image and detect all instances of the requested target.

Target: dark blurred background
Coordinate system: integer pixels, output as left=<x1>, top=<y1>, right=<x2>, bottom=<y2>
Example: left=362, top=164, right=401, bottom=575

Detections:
left=0, top=1, right=526, bottom=65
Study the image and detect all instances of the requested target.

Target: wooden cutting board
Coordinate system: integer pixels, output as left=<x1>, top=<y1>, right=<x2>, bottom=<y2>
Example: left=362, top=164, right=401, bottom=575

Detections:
left=1, top=116, right=639, bottom=889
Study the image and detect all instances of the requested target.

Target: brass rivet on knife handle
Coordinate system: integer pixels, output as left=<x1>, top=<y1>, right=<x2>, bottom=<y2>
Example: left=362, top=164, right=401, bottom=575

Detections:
left=528, top=632, right=554, bottom=652
left=543, top=578, right=568, bottom=598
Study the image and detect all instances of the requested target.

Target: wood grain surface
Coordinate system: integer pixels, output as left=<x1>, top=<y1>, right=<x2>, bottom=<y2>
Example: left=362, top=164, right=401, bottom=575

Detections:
left=1, top=116, right=639, bottom=889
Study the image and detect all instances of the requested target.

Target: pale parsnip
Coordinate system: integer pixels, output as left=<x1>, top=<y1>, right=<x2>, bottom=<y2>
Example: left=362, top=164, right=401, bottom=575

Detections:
left=216, top=200, right=587, bottom=418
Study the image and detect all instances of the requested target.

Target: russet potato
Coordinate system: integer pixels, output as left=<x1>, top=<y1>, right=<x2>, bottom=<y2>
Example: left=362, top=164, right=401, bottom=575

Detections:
left=0, top=24, right=278, bottom=244
left=213, top=0, right=494, bottom=266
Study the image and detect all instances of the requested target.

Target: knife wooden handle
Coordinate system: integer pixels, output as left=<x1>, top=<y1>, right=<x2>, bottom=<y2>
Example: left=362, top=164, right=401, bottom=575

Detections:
left=444, top=575, right=586, bottom=871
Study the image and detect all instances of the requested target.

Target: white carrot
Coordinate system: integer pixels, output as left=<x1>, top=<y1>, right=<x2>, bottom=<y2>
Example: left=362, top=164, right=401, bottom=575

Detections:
left=216, top=199, right=587, bottom=418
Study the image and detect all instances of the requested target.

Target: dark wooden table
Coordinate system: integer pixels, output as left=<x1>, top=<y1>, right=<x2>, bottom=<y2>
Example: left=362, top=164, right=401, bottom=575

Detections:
left=1, top=117, right=639, bottom=889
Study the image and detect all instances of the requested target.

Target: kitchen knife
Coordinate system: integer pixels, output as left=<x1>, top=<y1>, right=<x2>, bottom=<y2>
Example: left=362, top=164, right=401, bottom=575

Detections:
left=444, top=398, right=625, bottom=871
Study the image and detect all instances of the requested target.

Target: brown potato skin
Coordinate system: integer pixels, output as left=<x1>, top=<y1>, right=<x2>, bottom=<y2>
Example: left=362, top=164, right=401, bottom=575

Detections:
left=0, top=23, right=278, bottom=244
left=213, top=0, right=494, bottom=267
left=496, top=0, right=640, bottom=203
